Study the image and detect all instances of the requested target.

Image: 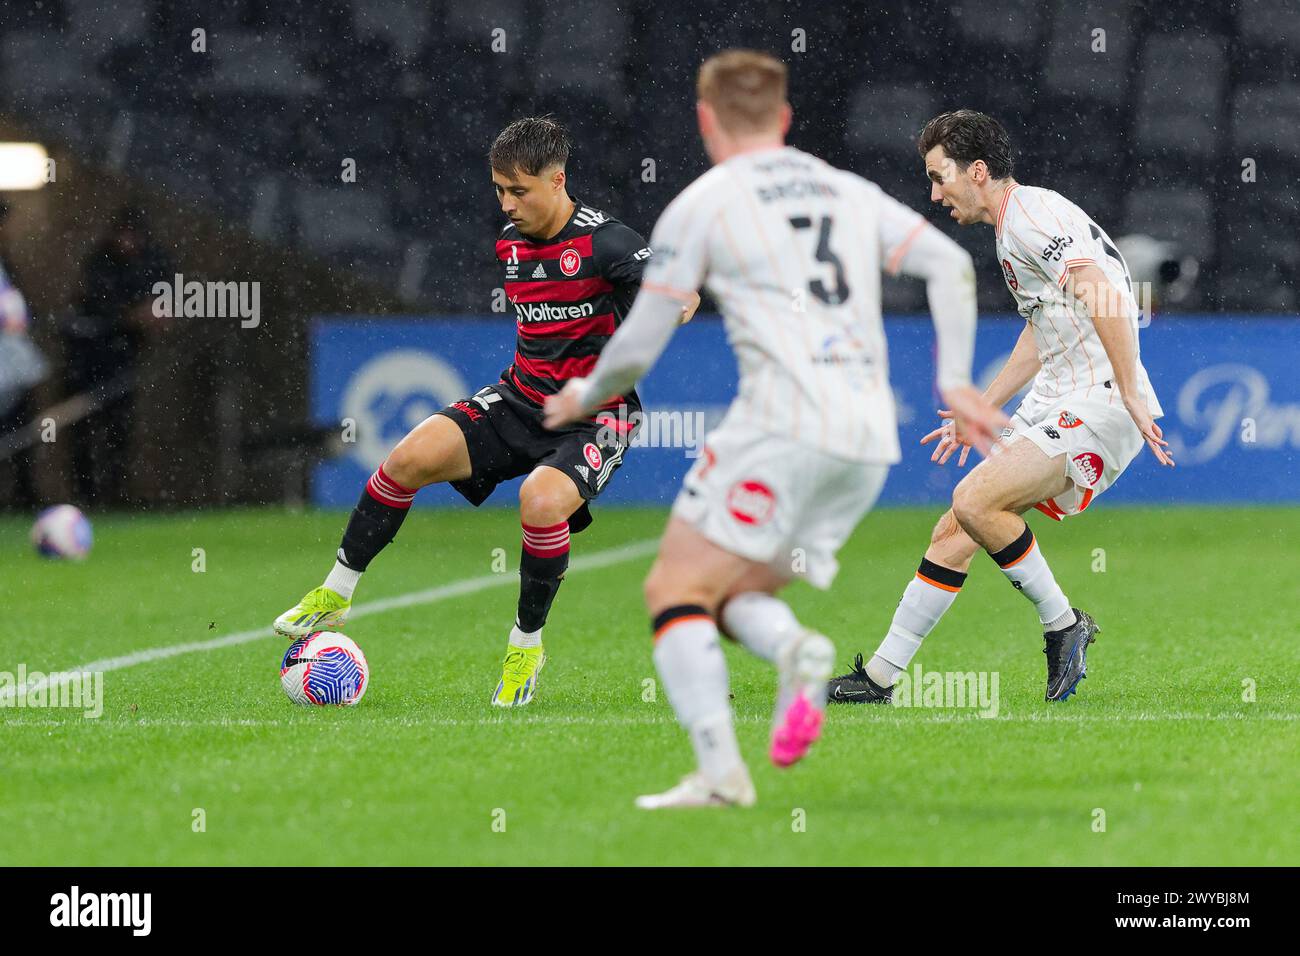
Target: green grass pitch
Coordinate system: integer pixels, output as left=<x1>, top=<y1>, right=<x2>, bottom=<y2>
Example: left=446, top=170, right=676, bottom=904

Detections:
left=1, top=505, right=1296, bottom=866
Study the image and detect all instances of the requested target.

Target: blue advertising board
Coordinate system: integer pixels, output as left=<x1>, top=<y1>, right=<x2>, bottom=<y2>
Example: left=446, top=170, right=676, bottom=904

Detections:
left=311, top=315, right=1299, bottom=508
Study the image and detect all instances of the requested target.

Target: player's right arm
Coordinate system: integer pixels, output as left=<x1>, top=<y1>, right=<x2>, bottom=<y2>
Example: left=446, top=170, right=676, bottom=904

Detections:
left=875, top=186, right=1008, bottom=455
left=542, top=186, right=711, bottom=429
left=1068, top=262, right=1174, bottom=466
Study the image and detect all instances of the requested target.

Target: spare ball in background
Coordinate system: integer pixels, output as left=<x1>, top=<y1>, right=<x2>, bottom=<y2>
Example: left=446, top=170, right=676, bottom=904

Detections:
left=30, top=505, right=93, bottom=560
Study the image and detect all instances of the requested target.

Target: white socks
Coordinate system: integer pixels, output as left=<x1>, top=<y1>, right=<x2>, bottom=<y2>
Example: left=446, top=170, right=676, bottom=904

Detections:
left=509, top=624, right=542, bottom=648
left=990, top=525, right=1073, bottom=628
left=324, top=558, right=361, bottom=601
left=653, top=611, right=744, bottom=785
left=720, top=591, right=802, bottom=662
left=1044, top=606, right=1077, bottom=632
left=870, top=558, right=966, bottom=687
left=866, top=527, right=1076, bottom=689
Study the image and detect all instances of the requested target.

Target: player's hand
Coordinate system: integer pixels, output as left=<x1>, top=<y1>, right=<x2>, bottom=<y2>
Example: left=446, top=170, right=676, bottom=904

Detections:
left=920, top=410, right=973, bottom=467
left=678, top=291, right=701, bottom=326
left=935, top=384, right=1010, bottom=460
left=1125, top=397, right=1175, bottom=467
left=543, top=379, right=590, bottom=430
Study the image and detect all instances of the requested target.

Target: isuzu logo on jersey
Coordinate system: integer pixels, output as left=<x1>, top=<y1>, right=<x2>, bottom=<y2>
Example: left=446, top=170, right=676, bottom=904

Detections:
left=1001, top=258, right=1018, bottom=290
left=727, top=480, right=776, bottom=526
left=582, top=443, right=603, bottom=469
left=513, top=301, right=595, bottom=323
left=1073, top=452, right=1104, bottom=486
left=1040, top=234, right=1074, bottom=262
left=559, top=248, right=582, bottom=276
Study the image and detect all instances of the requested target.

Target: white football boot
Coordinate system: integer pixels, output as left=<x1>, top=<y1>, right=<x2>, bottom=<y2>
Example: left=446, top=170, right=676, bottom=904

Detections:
left=635, top=766, right=756, bottom=810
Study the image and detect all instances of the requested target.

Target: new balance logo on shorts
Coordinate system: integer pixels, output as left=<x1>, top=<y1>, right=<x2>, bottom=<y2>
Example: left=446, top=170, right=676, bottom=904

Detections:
left=1040, top=425, right=1061, bottom=440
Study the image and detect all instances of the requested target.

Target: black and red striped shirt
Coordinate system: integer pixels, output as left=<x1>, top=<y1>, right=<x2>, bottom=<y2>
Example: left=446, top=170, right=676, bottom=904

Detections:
left=496, top=200, right=650, bottom=418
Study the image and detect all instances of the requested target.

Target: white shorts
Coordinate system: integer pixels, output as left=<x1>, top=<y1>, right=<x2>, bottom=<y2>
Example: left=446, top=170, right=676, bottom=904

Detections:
left=1000, top=389, right=1144, bottom=519
left=670, top=421, right=889, bottom=589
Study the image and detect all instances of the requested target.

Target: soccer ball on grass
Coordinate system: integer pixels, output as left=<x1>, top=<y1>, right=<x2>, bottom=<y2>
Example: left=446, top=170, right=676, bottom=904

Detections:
left=280, top=632, right=369, bottom=706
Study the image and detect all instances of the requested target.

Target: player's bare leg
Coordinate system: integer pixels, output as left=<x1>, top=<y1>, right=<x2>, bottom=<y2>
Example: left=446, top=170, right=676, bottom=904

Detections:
left=384, top=413, right=474, bottom=487
left=950, top=437, right=1069, bottom=550
left=274, top=414, right=471, bottom=637
left=716, top=566, right=836, bottom=767
left=833, top=438, right=1096, bottom=703
left=636, top=521, right=835, bottom=808
left=636, top=518, right=757, bottom=808
left=951, top=437, right=1101, bottom=699
left=491, top=465, right=584, bottom=708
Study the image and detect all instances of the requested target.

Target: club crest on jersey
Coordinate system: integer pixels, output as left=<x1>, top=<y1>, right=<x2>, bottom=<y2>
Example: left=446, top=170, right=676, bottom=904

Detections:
left=559, top=248, right=582, bottom=276
left=583, top=442, right=603, bottom=470
left=726, top=480, right=776, bottom=526
left=1073, top=452, right=1104, bottom=486
left=1001, top=258, right=1019, bottom=290
left=1058, top=410, right=1084, bottom=429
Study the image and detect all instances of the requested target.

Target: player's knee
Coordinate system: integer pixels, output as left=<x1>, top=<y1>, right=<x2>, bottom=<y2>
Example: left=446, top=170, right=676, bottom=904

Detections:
left=642, top=563, right=671, bottom=614
left=643, top=561, right=706, bottom=617
left=518, top=476, right=572, bottom=526
left=950, top=481, right=986, bottom=533
left=383, top=442, right=432, bottom=490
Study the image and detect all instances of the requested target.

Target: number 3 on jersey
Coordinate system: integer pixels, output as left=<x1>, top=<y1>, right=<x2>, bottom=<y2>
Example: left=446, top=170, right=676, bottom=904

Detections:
left=789, top=215, right=850, bottom=306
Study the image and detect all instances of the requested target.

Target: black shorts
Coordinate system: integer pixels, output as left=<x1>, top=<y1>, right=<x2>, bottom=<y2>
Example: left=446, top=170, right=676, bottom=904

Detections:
left=436, top=382, right=629, bottom=530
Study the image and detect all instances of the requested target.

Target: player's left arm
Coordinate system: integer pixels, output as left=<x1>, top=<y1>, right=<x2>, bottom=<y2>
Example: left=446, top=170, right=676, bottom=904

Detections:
left=1066, top=262, right=1174, bottom=466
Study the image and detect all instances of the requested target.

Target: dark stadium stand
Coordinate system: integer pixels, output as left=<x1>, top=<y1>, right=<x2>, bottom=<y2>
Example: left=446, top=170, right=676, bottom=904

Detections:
left=0, top=0, right=1295, bottom=311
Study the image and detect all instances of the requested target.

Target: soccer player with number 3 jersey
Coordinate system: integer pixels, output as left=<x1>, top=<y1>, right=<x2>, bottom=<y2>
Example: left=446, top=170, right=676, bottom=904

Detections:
left=830, top=110, right=1173, bottom=706
left=545, top=55, right=1006, bottom=808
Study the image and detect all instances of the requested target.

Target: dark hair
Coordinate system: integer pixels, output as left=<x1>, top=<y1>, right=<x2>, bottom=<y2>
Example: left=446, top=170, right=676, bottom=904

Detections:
left=917, top=110, right=1014, bottom=180
left=489, top=116, right=571, bottom=177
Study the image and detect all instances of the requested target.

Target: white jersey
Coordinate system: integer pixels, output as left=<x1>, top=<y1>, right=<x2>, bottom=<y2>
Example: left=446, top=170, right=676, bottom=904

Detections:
left=642, top=145, right=950, bottom=464
left=994, top=184, right=1162, bottom=416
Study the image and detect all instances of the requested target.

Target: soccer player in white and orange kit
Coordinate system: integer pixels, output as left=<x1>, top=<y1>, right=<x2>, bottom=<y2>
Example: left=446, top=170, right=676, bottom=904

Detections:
left=830, top=110, right=1174, bottom=706
left=544, top=54, right=1006, bottom=808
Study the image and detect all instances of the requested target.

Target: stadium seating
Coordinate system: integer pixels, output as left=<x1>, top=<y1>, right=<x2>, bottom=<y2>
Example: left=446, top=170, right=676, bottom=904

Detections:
left=1123, top=187, right=1216, bottom=262
left=1135, top=34, right=1229, bottom=163
left=1043, top=0, right=1136, bottom=108
left=0, top=0, right=1291, bottom=310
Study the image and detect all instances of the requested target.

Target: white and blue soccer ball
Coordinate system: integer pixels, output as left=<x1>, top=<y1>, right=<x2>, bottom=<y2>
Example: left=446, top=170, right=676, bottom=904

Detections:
left=30, top=505, right=93, bottom=560
left=280, top=632, right=370, bottom=706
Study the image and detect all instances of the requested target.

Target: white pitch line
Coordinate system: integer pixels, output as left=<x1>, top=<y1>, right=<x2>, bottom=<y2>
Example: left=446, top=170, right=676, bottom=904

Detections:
left=0, top=537, right=661, bottom=705
left=4, top=713, right=1296, bottom=729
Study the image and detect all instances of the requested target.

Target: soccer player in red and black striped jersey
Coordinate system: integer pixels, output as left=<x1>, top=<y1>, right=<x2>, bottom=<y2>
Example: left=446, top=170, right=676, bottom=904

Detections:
left=273, top=117, right=698, bottom=707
